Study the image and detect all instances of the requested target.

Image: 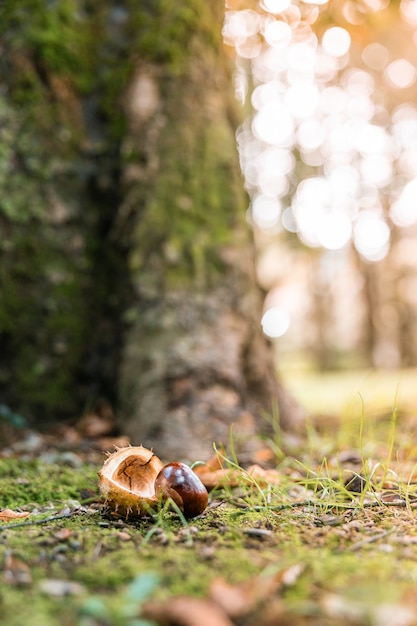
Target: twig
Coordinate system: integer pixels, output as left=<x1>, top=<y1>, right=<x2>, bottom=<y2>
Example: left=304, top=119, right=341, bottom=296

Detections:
left=234, top=498, right=417, bottom=512
left=0, top=508, right=98, bottom=530
left=349, top=528, right=396, bottom=551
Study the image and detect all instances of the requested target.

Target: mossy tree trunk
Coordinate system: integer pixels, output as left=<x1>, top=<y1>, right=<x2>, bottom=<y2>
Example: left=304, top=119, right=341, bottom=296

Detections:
left=0, top=1, right=304, bottom=455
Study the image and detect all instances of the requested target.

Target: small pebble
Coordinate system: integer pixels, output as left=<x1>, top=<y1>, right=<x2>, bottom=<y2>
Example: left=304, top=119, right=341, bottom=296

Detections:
left=199, top=546, right=216, bottom=560
left=116, top=531, right=132, bottom=542
left=39, top=579, right=86, bottom=597
left=243, top=528, right=274, bottom=539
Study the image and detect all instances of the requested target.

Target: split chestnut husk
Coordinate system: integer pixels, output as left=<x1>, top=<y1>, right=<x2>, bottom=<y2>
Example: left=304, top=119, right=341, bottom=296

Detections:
left=98, top=446, right=209, bottom=518
left=98, top=445, right=164, bottom=517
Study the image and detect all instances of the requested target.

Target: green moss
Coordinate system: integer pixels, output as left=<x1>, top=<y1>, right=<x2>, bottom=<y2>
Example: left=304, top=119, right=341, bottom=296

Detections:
left=0, top=459, right=98, bottom=507
left=132, top=74, right=247, bottom=288
left=2, top=436, right=417, bottom=626
left=126, top=0, right=220, bottom=72
left=1, top=0, right=98, bottom=93
left=0, top=0, right=242, bottom=422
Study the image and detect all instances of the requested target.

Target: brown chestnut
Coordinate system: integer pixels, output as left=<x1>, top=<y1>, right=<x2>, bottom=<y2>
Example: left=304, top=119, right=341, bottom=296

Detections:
left=155, top=462, right=209, bottom=518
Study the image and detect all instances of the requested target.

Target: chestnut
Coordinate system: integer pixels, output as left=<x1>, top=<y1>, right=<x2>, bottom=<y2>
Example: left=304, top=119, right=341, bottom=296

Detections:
left=155, top=462, right=209, bottom=518
left=98, top=445, right=164, bottom=517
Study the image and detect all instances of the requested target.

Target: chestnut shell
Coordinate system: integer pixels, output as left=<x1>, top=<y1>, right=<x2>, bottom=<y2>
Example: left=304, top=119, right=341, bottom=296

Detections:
left=98, top=445, right=163, bottom=516
left=155, top=462, right=209, bottom=518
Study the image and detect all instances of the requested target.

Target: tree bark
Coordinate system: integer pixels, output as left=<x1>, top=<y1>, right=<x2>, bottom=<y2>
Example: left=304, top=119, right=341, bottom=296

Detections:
left=0, top=0, right=305, bottom=456
left=118, top=6, right=305, bottom=459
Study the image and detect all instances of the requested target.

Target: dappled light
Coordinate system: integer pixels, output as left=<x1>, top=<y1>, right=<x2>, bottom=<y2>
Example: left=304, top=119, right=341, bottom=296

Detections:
left=224, top=0, right=417, bottom=252
left=224, top=0, right=417, bottom=361
left=261, top=305, right=290, bottom=337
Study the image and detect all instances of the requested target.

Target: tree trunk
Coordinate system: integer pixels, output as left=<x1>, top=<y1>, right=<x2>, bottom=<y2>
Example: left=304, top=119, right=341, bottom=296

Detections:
left=0, top=1, right=304, bottom=456
left=118, top=5, right=305, bottom=459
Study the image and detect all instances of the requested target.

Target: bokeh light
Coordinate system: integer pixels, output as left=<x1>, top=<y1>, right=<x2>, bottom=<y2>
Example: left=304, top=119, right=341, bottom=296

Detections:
left=362, top=42, right=389, bottom=70
left=225, top=2, right=417, bottom=255
left=385, top=59, right=416, bottom=89
left=390, top=178, right=417, bottom=227
left=322, top=27, right=351, bottom=57
left=353, top=212, right=391, bottom=261
left=261, top=307, right=291, bottom=337
left=260, top=0, right=291, bottom=13
left=224, top=0, right=417, bottom=342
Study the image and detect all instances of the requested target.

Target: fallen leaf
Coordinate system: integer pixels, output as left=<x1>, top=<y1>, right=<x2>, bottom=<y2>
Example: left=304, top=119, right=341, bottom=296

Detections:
left=116, top=531, right=132, bottom=542
left=209, top=579, right=252, bottom=618
left=4, top=553, right=32, bottom=585
left=194, top=454, right=281, bottom=490
left=247, top=464, right=281, bottom=486
left=209, top=565, right=305, bottom=619
left=194, top=467, right=240, bottom=489
left=0, top=509, right=30, bottom=522
left=252, top=446, right=276, bottom=464
left=97, top=436, right=131, bottom=451
left=143, top=597, right=233, bottom=626
left=77, top=400, right=116, bottom=438
left=53, top=528, right=73, bottom=541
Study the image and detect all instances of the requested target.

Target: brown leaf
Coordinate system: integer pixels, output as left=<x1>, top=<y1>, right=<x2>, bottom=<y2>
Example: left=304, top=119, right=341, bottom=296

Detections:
left=194, top=462, right=281, bottom=490
left=209, top=565, right=305, bottom=619
left=97, top=435, right=130, bottom=451
left=77, top=399, right=116, bottom=438
left=53, top=528, right=73, bottom=541
left=4, top=553, right=32, bottom=586
left=252, top=446, right=276, bottom=465
left=0, top=509, right=30, bottom=522
left=194, top=467, right=241, bottom=489
left=246, top=464, right=281, bottom=486
left=142, top=597, right=234, bottom=626
left=209, top=579, right=252, bottom=618
left=116, top=531, right=132, bottom=542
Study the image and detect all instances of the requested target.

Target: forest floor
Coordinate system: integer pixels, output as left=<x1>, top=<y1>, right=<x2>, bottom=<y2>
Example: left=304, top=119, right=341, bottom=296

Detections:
left=2, top=369, right=417, bottom=626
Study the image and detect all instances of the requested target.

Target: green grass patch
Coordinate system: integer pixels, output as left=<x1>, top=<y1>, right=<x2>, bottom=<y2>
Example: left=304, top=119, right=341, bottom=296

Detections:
left=2, top=370, right=417, bottom=624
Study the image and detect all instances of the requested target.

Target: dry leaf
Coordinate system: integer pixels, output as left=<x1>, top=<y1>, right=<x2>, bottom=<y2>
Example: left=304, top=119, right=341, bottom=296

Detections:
left=194, top=467, right=240, bottom=489
left=0, top=509, right=30, bottom=522
left=252, top=446, right=276, bottom=465
left=116, top=531, right=132, bottom=542
left=209, top=565, right=305, bottom=619
left=143, top=566, right=305, bottom=626
left=77, top=399, right=116, bottom=438
left=246, top=464, right=281, bottom=486
left=53, top=528, right=73, bottom=541
left=209, top=579, right=252, bottom=618
left=97, top=436, right=130, bottom=451
left=4, top=553, right=32, bottom=585
left=194, top=461, right=281, bottom=490
left=143, top=596, right=233, bottom=626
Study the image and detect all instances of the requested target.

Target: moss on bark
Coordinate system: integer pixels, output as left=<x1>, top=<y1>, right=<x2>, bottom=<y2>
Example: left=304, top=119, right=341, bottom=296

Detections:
left=0, top=0, right=302, bottom=444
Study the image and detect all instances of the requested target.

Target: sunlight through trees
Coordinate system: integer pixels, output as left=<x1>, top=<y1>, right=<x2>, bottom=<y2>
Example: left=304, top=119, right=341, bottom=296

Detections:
left=224, top=0, right=417, bottom=367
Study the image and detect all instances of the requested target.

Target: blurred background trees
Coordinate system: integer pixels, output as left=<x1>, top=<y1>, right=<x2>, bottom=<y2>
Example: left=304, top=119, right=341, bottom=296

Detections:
left=225, top=0, right=417, bottom=372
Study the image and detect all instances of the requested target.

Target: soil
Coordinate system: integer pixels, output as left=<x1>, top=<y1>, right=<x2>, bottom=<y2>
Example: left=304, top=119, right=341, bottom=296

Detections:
left=2, top=413, right=417, bottom=626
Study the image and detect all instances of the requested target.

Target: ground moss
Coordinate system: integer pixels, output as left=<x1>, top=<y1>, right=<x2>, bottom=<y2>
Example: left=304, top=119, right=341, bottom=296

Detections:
left=0, top=458, right=98, bottom=507
left=2, top=438, right=417, bottom=626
